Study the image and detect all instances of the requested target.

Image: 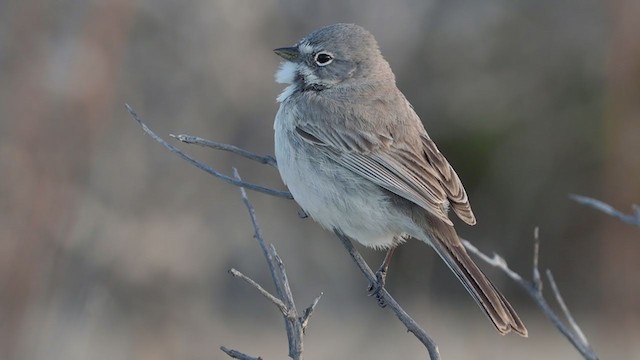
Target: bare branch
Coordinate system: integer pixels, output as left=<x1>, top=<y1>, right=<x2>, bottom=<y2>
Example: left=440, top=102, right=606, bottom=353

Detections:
left=460, top=239, right=523, bottom=283
left=532, top=227, right=543, bottom=292
left=233, top=169, right=306, bottom=359
left=171, top=134, right=277, bottom=167
left=301, top=292, right=323, bottom=332
left=228, top=268, right=288, bottom=315
left=570, top=194, right=640, bottom=227
left=220, top=346, right=262, bottom=360
left=269, top=244, right=299, bottom=317
left=334, top=230, right=441, bottom=360
left=462, top=235, right=599, bottom=360
left=126, top=104, right=292, bottom=199
left=546, top=270, right=593, bottom=352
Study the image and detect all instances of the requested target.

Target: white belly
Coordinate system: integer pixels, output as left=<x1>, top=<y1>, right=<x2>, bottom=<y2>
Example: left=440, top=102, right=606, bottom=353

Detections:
left=274, top=106, right=415, bottom=249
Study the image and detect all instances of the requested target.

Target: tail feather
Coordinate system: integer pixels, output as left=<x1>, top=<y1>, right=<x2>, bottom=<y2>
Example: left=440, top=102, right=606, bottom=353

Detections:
left=427, top=224, right=528, bottom=337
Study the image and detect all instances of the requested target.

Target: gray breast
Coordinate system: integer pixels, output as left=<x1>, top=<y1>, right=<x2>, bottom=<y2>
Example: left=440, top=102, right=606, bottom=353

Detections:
left=274, top=102, right=408, bottom=248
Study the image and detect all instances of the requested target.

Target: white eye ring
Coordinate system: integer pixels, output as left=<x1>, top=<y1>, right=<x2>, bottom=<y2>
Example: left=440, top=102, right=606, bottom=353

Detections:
left=314, top=51, right=334, bottom=66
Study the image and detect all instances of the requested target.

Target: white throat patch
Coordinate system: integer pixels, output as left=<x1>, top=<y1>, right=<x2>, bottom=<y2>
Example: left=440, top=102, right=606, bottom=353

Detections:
left=275, top=61, right=297, bottom=85
left=275, top=61, right=298, bottom=103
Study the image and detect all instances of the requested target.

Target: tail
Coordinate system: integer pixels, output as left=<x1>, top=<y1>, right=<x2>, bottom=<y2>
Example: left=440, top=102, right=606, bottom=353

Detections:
left=425, top=221, right=528, bottom=337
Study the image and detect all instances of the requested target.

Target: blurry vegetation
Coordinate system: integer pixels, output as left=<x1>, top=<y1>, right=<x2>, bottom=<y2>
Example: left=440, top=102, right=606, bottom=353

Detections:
left=1, top=0, right=638, bottom=359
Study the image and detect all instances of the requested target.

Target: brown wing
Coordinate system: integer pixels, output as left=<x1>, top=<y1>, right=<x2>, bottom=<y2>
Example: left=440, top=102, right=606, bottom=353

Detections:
left=294, top=93, right=475, bottom=226
left=296, top=125, right=453, bottom=225
left=422, top=134, right=476, bottom=225
left=296, top=123, right=476, bottom=226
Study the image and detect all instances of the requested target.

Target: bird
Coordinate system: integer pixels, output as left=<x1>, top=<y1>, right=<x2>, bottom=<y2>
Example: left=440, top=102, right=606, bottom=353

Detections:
left=272, top=23, right=527, bottom=337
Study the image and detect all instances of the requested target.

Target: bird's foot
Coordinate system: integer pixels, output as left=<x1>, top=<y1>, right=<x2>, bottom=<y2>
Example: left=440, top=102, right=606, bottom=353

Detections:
left=367, top=267, right=388, bottom=307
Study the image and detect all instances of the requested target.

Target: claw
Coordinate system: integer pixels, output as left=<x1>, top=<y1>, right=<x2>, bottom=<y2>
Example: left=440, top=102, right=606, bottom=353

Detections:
left=367, top=267, right=388, bottom=307
left=366, top=281, right=378, bottom=295
left=367, top=247, right=395, bottom=308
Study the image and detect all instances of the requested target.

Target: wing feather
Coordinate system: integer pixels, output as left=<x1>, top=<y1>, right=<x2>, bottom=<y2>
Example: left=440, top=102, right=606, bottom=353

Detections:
left=294, top=94, right=475, bottom=226
left=422, top=135, right=476, bottom=225
left=338, top=152, right=453, bottom=225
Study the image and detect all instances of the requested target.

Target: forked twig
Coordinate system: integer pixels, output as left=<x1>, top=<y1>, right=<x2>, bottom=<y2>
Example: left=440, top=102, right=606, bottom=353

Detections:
left=228, top=268, right=288, bottom=314
left=462, top=230, right=598, bottom=360
left=222, top=169, right=321, bottom=360
left=126, top=104, right=292, bottom=200
left=171, top=134, right=277, bottom=167
left=570, top=194, right=640, bottom=227
left=301, top=292, right=323, bottom=332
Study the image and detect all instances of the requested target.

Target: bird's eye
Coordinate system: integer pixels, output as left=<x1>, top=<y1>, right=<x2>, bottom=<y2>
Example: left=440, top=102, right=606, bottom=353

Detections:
left=314, top=52, right=334, bottom=66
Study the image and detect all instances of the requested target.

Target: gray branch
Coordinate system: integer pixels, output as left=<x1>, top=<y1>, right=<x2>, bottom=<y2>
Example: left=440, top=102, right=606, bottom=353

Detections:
left=333, top=230, right=441, bottom=359
left=462, top=230, right=598, bottom=360
left=128, top=104, right=441, bottom=359
left=126, top=104, right=292, bottom=200
left=570, top=194, right=640, bottom=227
left=301, top=292, right=323, bottom=332
left=220, top=346, right=262, bottom=360
left=171, top=133, right=277, bottom=167
left=545, top=270, right=591, bottom=348
left=229, top=169, right=312, bottom=359
left=228, top=268, right=288, bottom=314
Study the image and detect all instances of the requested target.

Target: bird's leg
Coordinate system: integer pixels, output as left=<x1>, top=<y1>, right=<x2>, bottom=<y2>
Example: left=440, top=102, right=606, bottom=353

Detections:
left=368, top=247, right=396, bottom=306
left=376, top=247, right=395, bottom=288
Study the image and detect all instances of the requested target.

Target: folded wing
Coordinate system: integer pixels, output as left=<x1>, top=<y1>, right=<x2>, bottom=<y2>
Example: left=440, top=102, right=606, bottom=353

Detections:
left=295, top=112, right=476, bottom=226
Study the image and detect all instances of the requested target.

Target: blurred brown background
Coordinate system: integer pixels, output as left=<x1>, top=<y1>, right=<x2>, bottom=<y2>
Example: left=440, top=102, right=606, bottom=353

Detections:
left=1, top=0, right=639, bottom=359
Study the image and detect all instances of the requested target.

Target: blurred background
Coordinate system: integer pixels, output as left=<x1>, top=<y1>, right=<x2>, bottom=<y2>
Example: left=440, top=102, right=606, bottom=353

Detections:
left=1, top=0, right=639, bottom=359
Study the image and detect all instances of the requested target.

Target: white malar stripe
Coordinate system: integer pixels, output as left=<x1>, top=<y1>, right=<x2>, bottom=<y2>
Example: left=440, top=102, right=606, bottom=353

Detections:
left=275, top=61, right=297, bottom=84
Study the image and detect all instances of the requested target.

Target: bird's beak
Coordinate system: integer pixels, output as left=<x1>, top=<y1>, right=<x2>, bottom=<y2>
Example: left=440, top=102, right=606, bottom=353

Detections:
left=274, top=47, right=300, bottom=61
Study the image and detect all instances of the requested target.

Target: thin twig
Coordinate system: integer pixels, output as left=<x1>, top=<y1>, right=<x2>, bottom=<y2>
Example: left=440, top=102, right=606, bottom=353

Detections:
left=228, top=268, right=288, bottom=314
left=233, top=169, right=305, bottom=360
left=460, top=239, right=523, bottom=283
left=220, top=346, right=263, bottom=360
left=532, top=227, right=543, bottom=292
left=570, top=194, right=640, bottom=227
left=547, top=269, right=593, bottom=352
left=270, top=244, right=299, bottom=318
left=334, top=230, right=441, bottom=360
left=126, top=104, right=292, bottom=199
left=171, top=134, right=277, bottom=167
left=462, top=235, right=599, bottom=360
left=546, top=270, right=593, bottom=351
left=301, top=292, right=323, bottom=332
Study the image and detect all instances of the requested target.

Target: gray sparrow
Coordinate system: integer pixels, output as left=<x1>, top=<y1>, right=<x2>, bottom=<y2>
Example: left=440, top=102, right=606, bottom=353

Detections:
left=273, top=23, right=527, bottom=336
